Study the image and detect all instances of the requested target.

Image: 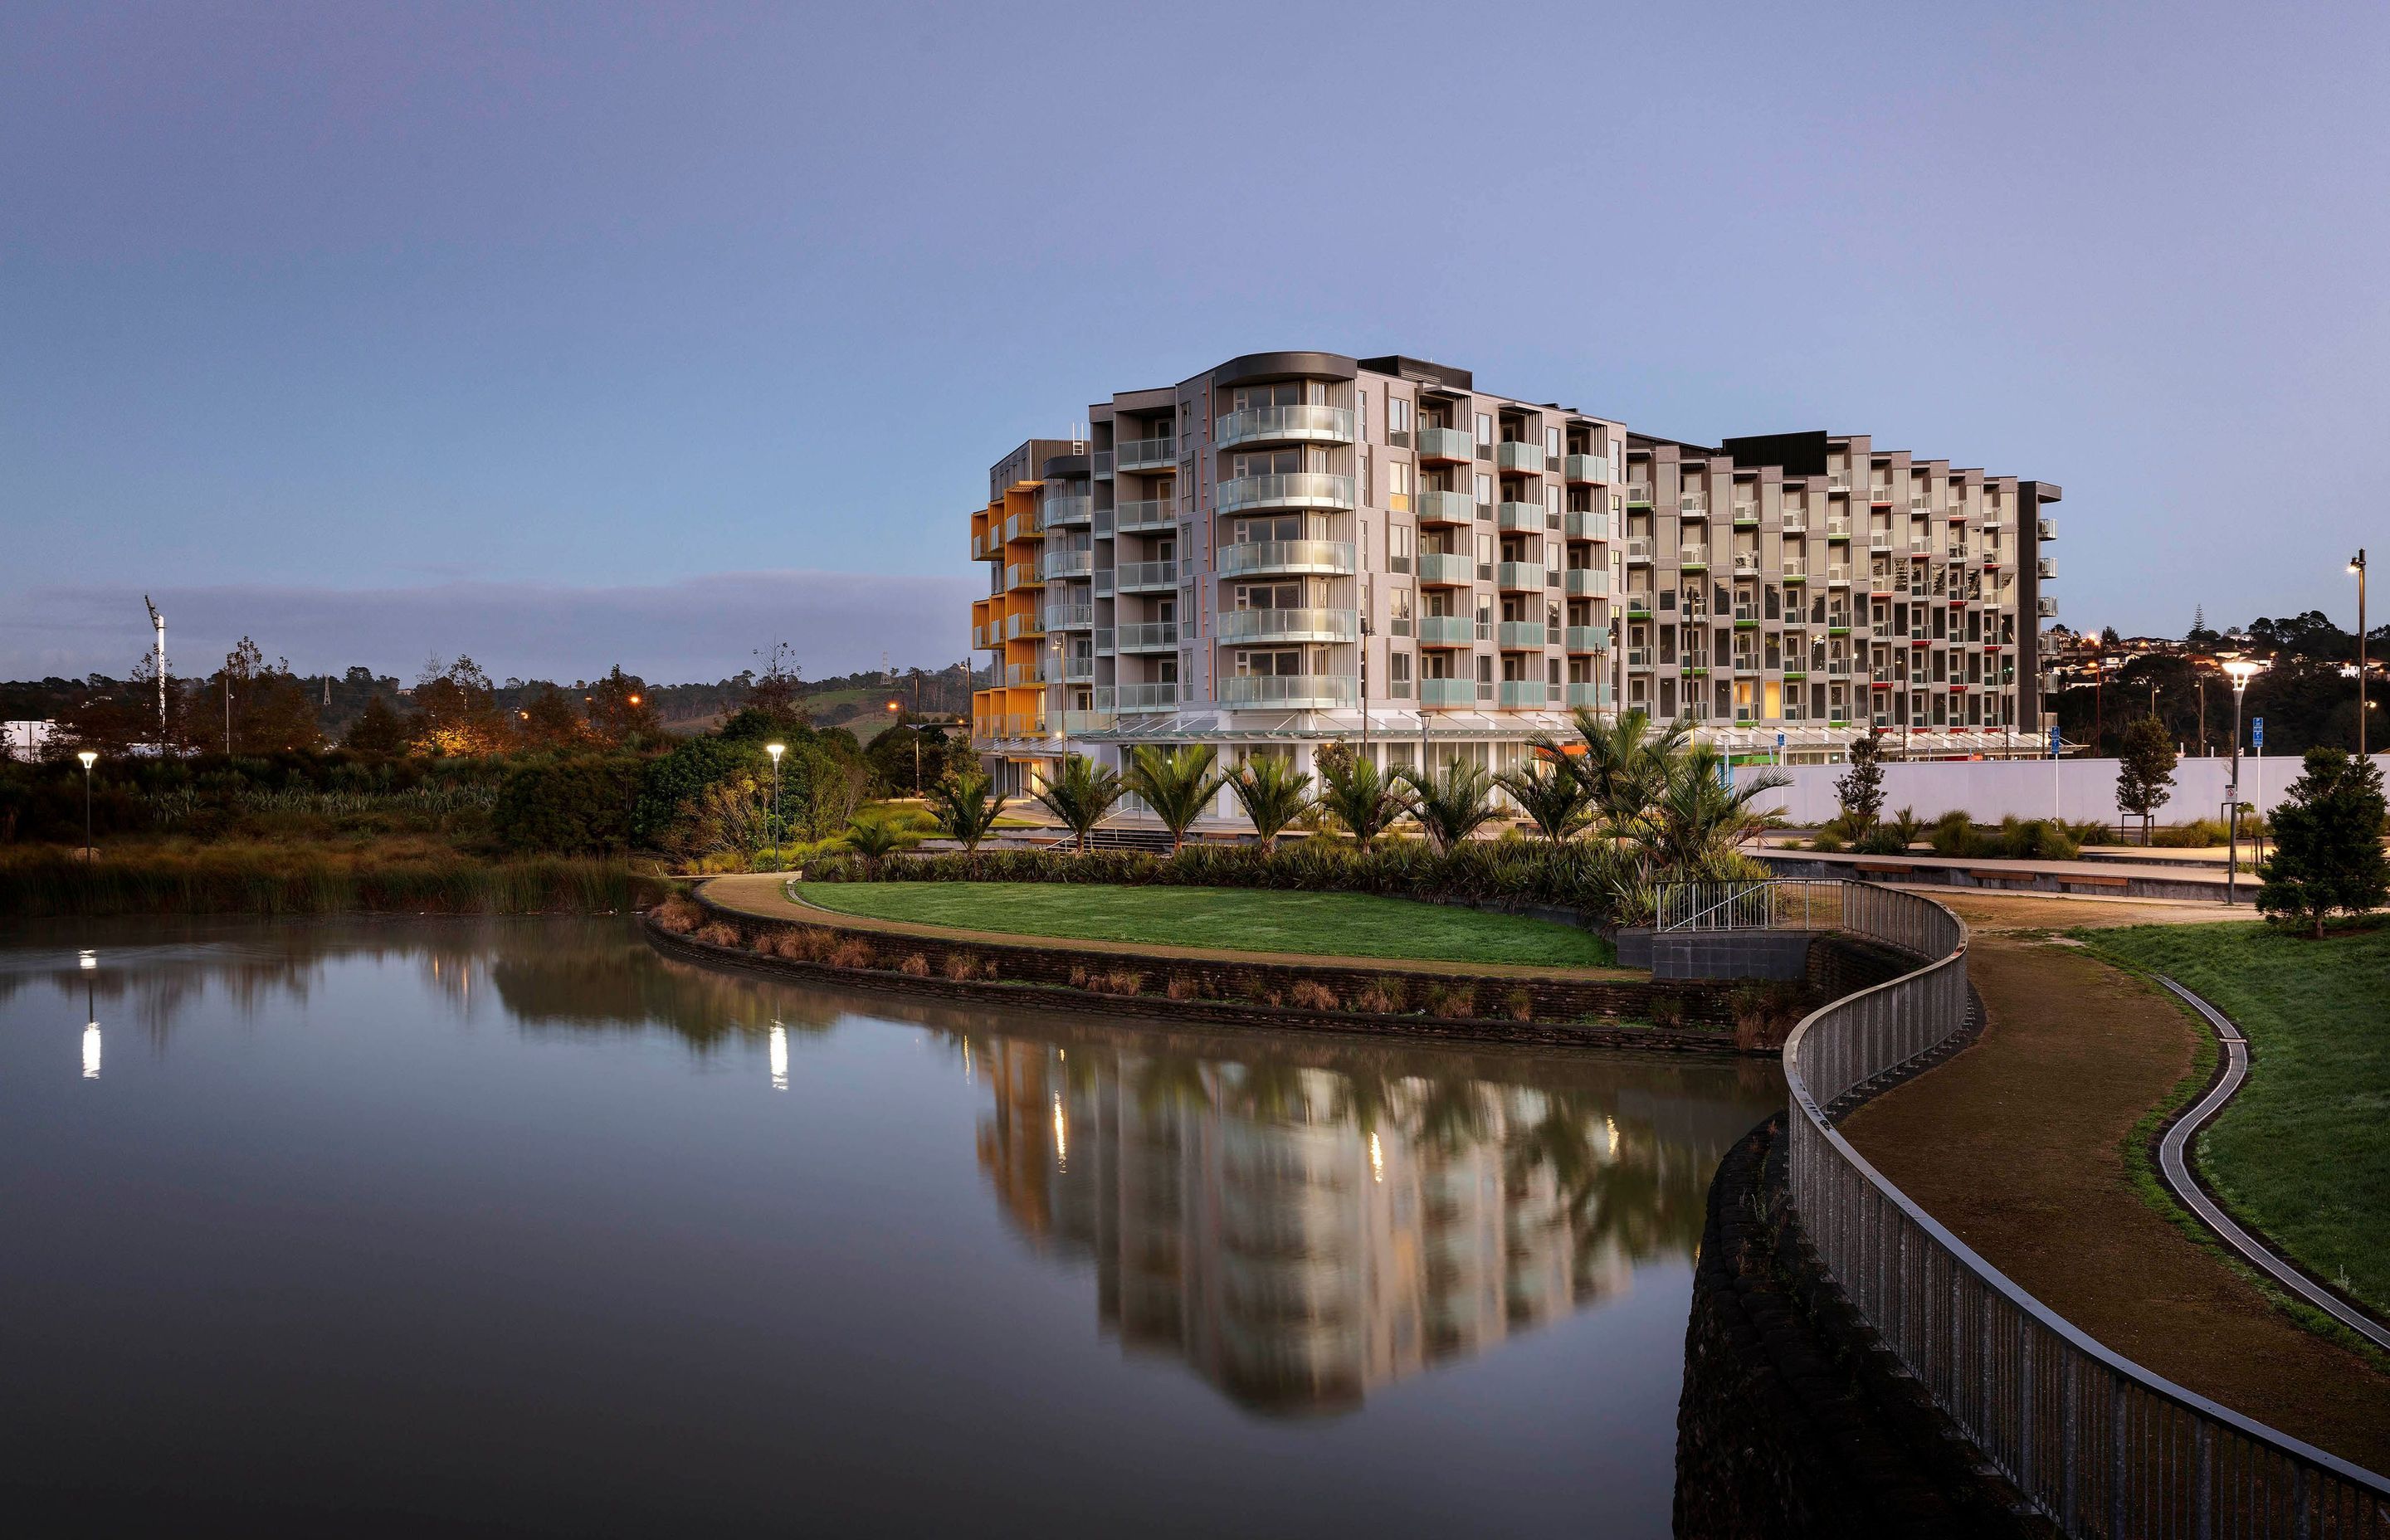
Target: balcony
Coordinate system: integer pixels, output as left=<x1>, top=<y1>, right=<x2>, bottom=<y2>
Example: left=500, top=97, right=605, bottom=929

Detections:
left=1116, top=436, right=1176, bottom=473
left=1218, top=539, right=1356, bottom=578
left=1564, top=626, right=1607, bottom=653
left=1731, top=553, right=1760, bottom=575
left=1563, top=567, right=1607, bottom=596
left=1494, top=441, right=1544, bottom=473
left=1496, top=620, right=1553, bottom=650
left=1623, top=594, right=1655, bottom=616
left=1061, top=654, right=1095, bottom=684
left=1216, top=607, right=1358, bottom=643
left=1407, top=490, right=1476, bottom=530
left=1563, top=509, right=1608, bottom=540
left=1214, top=404, right=1356, bottom=449
left=1624, top=537, right=1654, bottom=563
left=1679, top=496, right=1709, bottom=519
left=971, top=532, right=990, bottom=561
left=1220, top=673, right=1358, bottom=709
left=1114, top=500, right=1175, bottom=533
left=1563, top=453, right=1610, bottom=484
left=1732, top=503, right=1758, bottom=525
left=1012, top=610, right=1055, bottom=638
left=1416, top=552, right=1472, bottom=586
left=971, top=622, right=996, bottom=650
left=1002, top=660, right=1046, bottom=686
left=1419, top=677, right=1477, bottom=708
left=1495, top=561, right=1544, bottom=592
left=1116, top=682, right=1180, bottom=711
left=1416, top=426, right=1474, bottom=462
left=1041, top=547, right=1093, bottom=581
left=1824, top=518, right=1853, bottom=539
left=1782, top=560, right=1807, bottom=580
left=1044, top=495, right=1092, bottom=528
left=1826, top=565, right=1851, bottom=583
left=1869, top=485, right=1894, bottom=504
left=1116, top=621, right=1178, bottom=651
left=1782, top=514, right=1807, bottom=535
left=1680, top=546, right=1710, bottom=568
left=1625, top=482, right=1653, bottom=505
left=1062, top=709, right=1115, bottom=734
left=2037, top=516, right=2057, bottom=541
left=1217, top=472, right=1355, bottom=514
left=1417, top=614, right=1472, bottom=646
left=1498, top=680, right=1550, bottom=708
left=1564, top=682, right=1606, bottom=708
left=1626, top=647, right=1655, bottom=668
left=1868, top=532, right=1894, bottom=553
left=2037, top=556, right=2058, bottom=579
left=1495, top=501, right=1548, bottom=533
left=1116, top=559, right=1179, bottom=592
left=1006, top=562, right=1044, bottom=590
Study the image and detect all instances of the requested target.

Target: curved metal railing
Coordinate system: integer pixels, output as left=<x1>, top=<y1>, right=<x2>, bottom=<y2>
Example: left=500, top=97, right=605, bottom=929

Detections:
left=1783, top=882, right=2390, bottom=1537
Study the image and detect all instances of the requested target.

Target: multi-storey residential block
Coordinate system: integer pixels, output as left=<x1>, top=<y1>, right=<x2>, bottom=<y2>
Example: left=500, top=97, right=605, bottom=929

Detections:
left=969, top=351, right=2059, bottom=792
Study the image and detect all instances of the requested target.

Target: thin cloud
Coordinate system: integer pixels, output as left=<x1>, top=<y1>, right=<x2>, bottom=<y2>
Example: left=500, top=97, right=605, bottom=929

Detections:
left=0, top=571, right=979, bottom=684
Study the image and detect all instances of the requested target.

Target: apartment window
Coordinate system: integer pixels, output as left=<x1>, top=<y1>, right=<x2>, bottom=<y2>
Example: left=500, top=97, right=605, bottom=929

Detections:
left=1358, top=390, right=1368, bottom=444
left=1387, top=460, right=1412, bottom=512
left=1232, top=582, right=1301, bottom=611
left=1236, top=648, right=1304, bottom=677
left=1473, top=471, right=1493, bottom=506
left=1389, top=585, right=1414, bottom=636
left=1390, top=651, right=1413, bottom=698
left=1545, top=426, right=1561, bottom=460
left=1387, top=396, right=1412, bottom=437
left=1230, top=383, right=1314, bottom=410
left=1475, top=412, right=1492, bottom=446
left=1545, top=485, right=1561, bottom=521
left=1388, top=523, right=1413, bottom=574
left=1547, top=657, right=1561, bottom=686
left=1232, top=514, right=1305, bottom=544
left=1232, top=448, right=1314, bottom=477
left=1474, top=532, right=1494, bottom=579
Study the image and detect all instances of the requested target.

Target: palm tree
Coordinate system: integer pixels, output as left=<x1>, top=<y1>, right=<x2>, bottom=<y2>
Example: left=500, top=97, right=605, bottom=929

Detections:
left=924, top=769, right=1007, bottom=854
left=1543, top=706, right=1695, bottom=836
left=1495, top=754, right=1590, bottom=842
left=1634, top=743, right=1789, bottom=878
left=1227, top=753, right=1313, bottom=851
left=1316, top=751, right=1412, bottom=851
left=1032, top=753, right=1124, bottom=853
left=1126, top=743, right=1229, bottom=854
left=1400, top=758, right=1503, bottom=855
left=841, top=812, right=914, bottom=873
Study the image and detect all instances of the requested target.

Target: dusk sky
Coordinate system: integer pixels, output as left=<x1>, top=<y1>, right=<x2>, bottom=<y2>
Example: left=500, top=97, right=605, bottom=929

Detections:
left=6, top=2, right=2384, bottom=684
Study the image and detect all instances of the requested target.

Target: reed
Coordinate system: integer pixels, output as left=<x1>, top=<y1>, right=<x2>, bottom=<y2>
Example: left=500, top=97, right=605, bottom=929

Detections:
left=0, top=843, right=670, bottom=917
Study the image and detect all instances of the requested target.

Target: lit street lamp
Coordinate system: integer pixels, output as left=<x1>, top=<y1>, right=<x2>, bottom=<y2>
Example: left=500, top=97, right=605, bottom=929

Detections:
left=2352, top=550, right=2368, bottom=762
left=76, top=751, right=97, bottom=862
left=765, top=742, right=786, bottom=868
left=2224, top=660, right=2258, bottom=905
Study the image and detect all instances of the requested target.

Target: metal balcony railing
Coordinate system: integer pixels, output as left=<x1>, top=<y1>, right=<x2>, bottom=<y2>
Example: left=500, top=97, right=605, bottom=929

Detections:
left=1213, top=403, right=1355, bottom=449
left=1115, top=436, right=1176, bottom=472
left=1216, top=471, right=1355, bottom=514
left=1563, top=452, right=1610, bottom=483
left=1115, top=559, right=1179, bottom=591
left=1215, top=607, right=1358, bottom=643
left=1217, top=539, right=1355, bottom=578
left=1218, top=673, right=1358, bottom=709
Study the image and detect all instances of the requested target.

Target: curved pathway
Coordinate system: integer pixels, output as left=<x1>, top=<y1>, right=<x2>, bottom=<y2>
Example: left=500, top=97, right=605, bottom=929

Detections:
left=1837, top=929, right=2390, bottom=1473
left=2153, top=975, right=2390, bottom=1352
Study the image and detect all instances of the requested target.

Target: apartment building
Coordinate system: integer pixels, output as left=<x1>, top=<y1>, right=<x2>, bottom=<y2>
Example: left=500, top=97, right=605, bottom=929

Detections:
left=969, top=351, right=2059, bottom=791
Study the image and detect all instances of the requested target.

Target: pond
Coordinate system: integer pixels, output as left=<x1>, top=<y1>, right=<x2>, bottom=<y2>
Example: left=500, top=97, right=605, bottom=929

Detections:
left=0, top=917, right=1782, bottom=1537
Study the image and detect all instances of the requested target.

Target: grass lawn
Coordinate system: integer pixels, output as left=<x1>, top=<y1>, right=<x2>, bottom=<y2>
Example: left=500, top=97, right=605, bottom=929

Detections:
left=2085, top=921, right=2390, bottom=1318
left=793, top=880, right=1618, bottom=968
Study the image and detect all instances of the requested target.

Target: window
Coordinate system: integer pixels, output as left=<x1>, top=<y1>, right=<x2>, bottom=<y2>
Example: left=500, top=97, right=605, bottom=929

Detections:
left=1388, top=523, right=1413, bottom=573
left=1474, top=472, right=1493, bottom=505
left=1232, top=582, right=1301, bottom=610
left=1390, top=651, right=1413, bottom=698
left=1232, top=514, right=1303, bottom=544
left=1389, top=586, right=1414, bottom=636
left=1545, top=426, right=1561, bottom=460
left=1388, top=396, right=1412, bottom=436
left=1475, top=412, right=1492, bottom=446
left=1236, top=648, right=1304, bottom=677
left=1232, top=448, right=1309, bottom=478
left=1386, top=460, right=1412, bottom=513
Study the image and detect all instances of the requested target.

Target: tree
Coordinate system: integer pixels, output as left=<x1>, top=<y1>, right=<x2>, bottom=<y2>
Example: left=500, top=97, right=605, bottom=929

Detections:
left=865, top=720, right=927, bottom=796
left=1127, top=743, right=1229, bottom=854
left=493, top=756, right=641, bottom=854
left=1834, top=727, right=1889, bottom=832
left=1634, top=745, right=1789, bottom=878
left=1032, top=753, right=1124, bottom=853
left=924, top=769, right=1006, bottom=854
left=2257, top=747, right=2389, bottom=938
left=518, top=686, right=587, bottom=748
left=1496, top=753, right=1590, bottom=842
left=342, top=694, right=411, bottom=758
left=585, top=665, right=659, bottom=745
left=2114, top=715, right=2177, bottom=845
left=841, top=812, right=915, bottom=872
left=1316, top=752, right=1411, bottom=851
left=747, top=641, right=804, bottom=717
left=1400, top=758, right=1502, bottom=855
left=410, top=656, right=510, bottom=755
left=1226, top=753, right=1313, bottom=852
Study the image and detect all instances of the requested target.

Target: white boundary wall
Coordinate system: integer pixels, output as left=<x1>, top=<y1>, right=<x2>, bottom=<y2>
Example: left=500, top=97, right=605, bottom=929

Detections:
left=1733, top=752, right=2390, bottom=828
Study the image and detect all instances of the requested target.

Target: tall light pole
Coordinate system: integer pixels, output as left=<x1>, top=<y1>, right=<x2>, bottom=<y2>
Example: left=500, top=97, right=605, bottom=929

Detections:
left=2351, top=549, right=2368, bottom=762
left=886, top=699, right=912, bottom=793
left=77, top=751, right=97, bottom=862
left=765, top=742, right=785, bottom=867
left=2224, top=660, right=2258, bottom=906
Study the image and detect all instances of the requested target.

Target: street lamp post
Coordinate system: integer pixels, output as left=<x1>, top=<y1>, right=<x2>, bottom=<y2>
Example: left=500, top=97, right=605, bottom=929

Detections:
left=2352, top=549, right=2368, bottom=762
left=76, top=751, right=97, bottom=862
left=1050, top=635, right=1067, bottom=777
left=764, top=742, right=785, bottom=868
left=2224, top=660, right=2258, bottom=905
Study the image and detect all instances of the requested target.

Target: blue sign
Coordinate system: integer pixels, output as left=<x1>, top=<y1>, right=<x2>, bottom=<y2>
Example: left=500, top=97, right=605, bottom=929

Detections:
left=2252, top=717, right=2265, bottom=748
left=2048, top=724, right=2061, bottom=754
left=1776, top=732, right=1787, bottom=750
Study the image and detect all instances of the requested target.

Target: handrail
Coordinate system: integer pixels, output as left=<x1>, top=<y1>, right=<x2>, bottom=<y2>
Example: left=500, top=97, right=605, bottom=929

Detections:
left=1782, top=883, right=2390, bottom=1533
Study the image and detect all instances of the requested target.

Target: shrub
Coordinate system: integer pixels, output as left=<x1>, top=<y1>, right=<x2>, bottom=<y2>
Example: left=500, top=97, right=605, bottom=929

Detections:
left=693, top=920, right=741, bottom=948
left=825, top=938, right=874, bottom=970
left=1288, top=980, right=1340, bottom=1012
left=1808, top=830, right=1846, bottom=853
left=1500, top=987, right=1534, bottom=1022
left=1349, top=980, right=1406, bottom=1016
left=1163, top=974, right=1202, bottom=1001
left=1926, top=811, right=1983, bottom=857
left=651, top=895, right=702, bottom=934
left=1422, top=982, right=1477, bottom=1020
left=1086, top=969, right=1144, bottom=997
left=1853, top=825, right=1909, bottom=856
left=1648, top=993, right=1685, bottom=1029
left=493, top=755, right=641, bottom=855
left=941, top=953, right=981, bottom=982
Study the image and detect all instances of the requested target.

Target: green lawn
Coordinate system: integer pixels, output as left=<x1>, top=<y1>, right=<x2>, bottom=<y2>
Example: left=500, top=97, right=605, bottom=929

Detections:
left=793, top=880, right=1618, bottom=968
left=2085, top=922, right=2389, bottom=1318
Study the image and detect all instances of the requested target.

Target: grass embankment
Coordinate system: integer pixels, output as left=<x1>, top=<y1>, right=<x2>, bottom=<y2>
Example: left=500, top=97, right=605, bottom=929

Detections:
left=793, top=880, right=1617, bottom=967
left=0, top=841, right=669, bottom=917
left=2085, top=921, right=2390, bottom=1318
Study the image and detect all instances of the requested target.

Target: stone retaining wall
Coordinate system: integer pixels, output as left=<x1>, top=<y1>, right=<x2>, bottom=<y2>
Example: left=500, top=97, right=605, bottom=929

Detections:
left=652, top=893, right=1785, bottom=1054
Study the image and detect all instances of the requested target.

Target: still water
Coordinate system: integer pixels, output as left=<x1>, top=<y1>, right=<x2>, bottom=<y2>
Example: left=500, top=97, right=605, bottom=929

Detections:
left=0, top=918, right=1781, bottom=1537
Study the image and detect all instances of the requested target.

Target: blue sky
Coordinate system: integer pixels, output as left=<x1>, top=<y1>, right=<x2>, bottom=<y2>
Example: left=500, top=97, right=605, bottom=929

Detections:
left=5, top=1, right=2384, bottom=681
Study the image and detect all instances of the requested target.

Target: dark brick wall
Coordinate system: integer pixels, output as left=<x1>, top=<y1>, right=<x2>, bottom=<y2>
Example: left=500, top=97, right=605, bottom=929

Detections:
left=1675, top=1118, right=2052, bottom=1539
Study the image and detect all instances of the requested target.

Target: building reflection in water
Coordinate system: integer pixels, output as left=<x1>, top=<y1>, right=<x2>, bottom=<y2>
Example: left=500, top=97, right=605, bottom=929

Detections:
left=954, top=1026, right=1758, bottom=1417
left=769, top=1025, right=789, bottom=1091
